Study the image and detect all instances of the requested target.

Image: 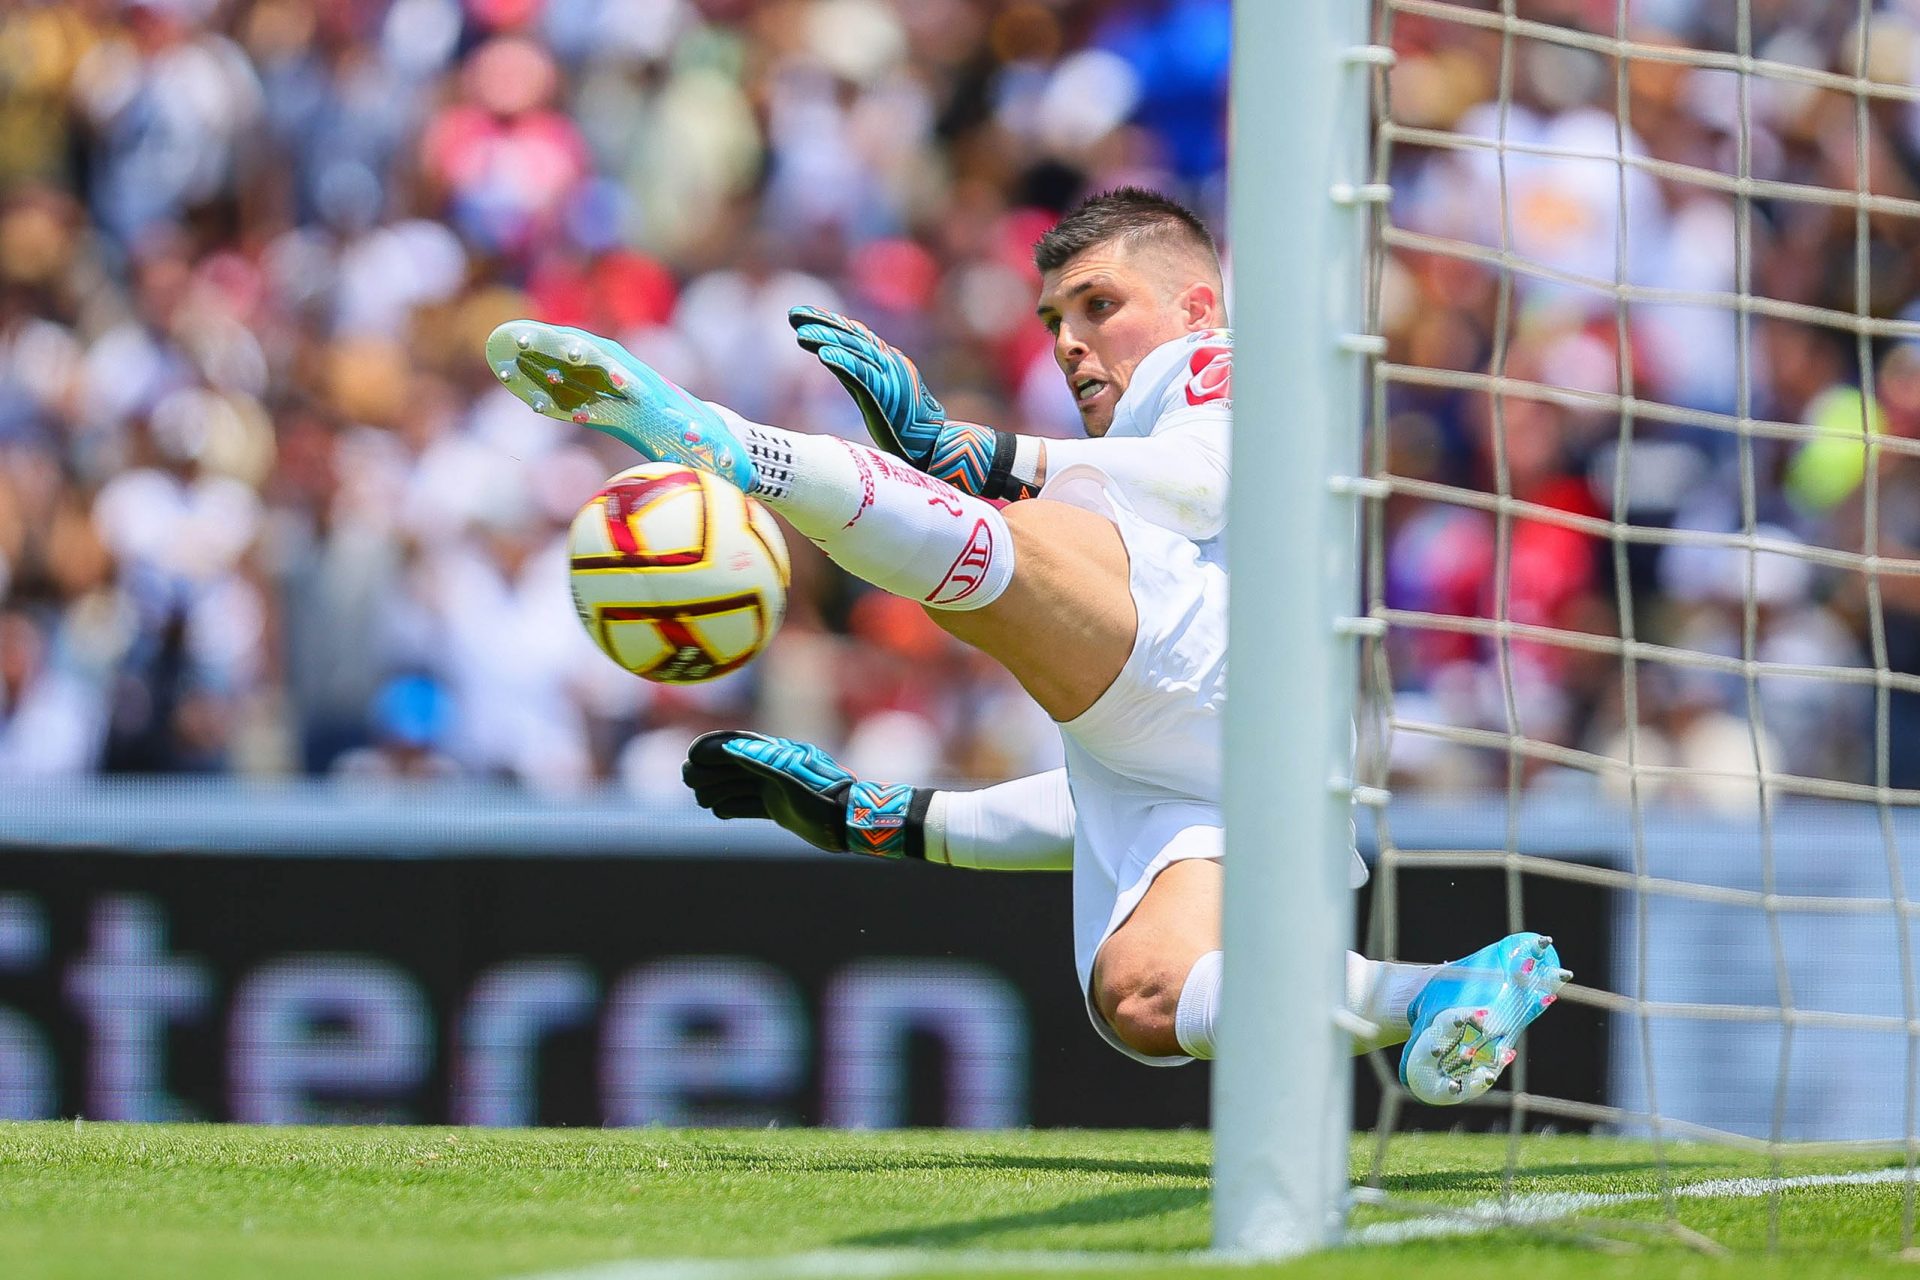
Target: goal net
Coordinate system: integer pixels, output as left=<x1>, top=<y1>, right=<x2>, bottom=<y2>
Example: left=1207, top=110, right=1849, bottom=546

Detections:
left=1352, top=0, right=1919, bottom=1250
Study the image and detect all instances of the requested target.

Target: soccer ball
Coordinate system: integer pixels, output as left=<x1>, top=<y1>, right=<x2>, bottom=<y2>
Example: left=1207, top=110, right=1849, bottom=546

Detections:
left=567, top=463, right=789, bottom=684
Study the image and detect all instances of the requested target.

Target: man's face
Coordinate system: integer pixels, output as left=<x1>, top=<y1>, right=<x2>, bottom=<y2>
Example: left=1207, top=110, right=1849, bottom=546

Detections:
left=1035, top=240, right=1215, bottom=436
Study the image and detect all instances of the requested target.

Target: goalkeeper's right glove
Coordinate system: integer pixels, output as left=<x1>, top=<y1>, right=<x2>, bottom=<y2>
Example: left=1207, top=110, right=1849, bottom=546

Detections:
left=681, top=729, right=930, bottom=860
left=787, top=305, right=1034, bottom=501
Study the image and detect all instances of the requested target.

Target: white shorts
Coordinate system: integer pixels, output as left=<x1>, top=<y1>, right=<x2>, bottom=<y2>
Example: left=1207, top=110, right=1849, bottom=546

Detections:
left=1043, top=464, right=1227, bottom=1066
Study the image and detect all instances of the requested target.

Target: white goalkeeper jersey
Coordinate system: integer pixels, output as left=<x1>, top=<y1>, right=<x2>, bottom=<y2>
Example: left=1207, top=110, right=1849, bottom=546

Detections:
left=923, top=329, right=1235, bottom=876
left=934, top=328, right=1366, bottom=1066
left=1042, top=327, right=1233, bottom=571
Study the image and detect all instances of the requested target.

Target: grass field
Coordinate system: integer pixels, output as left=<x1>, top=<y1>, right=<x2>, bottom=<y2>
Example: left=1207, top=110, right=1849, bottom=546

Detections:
left=1, top=1123, right=1913, bottom=1280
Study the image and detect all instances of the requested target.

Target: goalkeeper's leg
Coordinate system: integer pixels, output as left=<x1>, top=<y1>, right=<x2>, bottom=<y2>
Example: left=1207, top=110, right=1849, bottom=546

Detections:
left=1094, top=861, right=1570, bottom=1104
left=489, top=320, right=1137, bottom=721
left=722, top=411, right=1134, bottom=721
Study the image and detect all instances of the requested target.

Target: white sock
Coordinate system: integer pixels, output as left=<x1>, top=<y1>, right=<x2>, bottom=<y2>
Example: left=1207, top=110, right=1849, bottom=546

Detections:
left=1170, top=950, right=1433, bottom=1060
left=1346, top=952, right=1434, bottom=1054
left=716, top=407, right=1015, bottom=612
left=1173, top=949, right=1222, bottom=1059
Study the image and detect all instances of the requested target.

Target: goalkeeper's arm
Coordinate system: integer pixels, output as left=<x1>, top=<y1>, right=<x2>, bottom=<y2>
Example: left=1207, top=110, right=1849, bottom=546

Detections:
left=787, top=306, right=1041, bottom=502
left=784, top=307, right=1230, bottom=538
left=682, top=731, right=1073, bottom=870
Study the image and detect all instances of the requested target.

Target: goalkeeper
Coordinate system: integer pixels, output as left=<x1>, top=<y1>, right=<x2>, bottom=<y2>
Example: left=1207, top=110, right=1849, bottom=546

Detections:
left=490, top=188, right=1566, bottom=1102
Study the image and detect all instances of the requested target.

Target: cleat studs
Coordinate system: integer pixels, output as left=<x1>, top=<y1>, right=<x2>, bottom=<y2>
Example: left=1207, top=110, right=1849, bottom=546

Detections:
left=1538, top=935, right=1553, bottom=948
left=495, top=364, right=514, bottom=381
left=1474, top=1009, right=1489, bottom=1021
left=1521, top=958, right=1536, bottom=975
left=566, top=345, right=584, bottom=364
left=571, top=410, right=591, bottom=425
left=545, top=369, right=563, bottom=385
left=533, top=395, right=552, bottom=413
left=1431, top=1045, right=1443, bottom=1058
left=609, top=372, right=626, bottom=389
left=1503, top=1048, right=1517, bottom=1066
left=515, top=330, right=532, bottom=350
left=1540, top=994, right=1556, bottom=1007
left=1449, top=1079, right=1465, bottom=1095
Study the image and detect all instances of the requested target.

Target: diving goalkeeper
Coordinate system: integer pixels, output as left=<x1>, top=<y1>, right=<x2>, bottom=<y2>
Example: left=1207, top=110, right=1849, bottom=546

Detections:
left=489, top=187, right=1566, bottom=1102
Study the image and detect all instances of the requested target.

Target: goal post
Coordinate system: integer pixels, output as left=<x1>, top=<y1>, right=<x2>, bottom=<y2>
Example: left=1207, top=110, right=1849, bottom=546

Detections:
left=1215, top=0, right=1374, bottom=1256
left=1328, top=0, right=1917, bottom=1256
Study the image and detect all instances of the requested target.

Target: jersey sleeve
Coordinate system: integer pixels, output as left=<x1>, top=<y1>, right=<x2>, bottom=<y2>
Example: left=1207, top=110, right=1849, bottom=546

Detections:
left=923, top=769, right=1075, bottom=871
left=1041, top=409, right=1231, bottom=543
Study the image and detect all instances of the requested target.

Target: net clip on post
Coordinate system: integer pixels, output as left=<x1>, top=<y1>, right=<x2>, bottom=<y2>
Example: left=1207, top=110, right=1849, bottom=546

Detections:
left=1330, top=182, right=1393, bottom=207
left=1327, top=775, right=1391, bottom=809
left=1327, top=474, right=1390, bottom=499
left=1334, top=1007, right=1385, bottom=1042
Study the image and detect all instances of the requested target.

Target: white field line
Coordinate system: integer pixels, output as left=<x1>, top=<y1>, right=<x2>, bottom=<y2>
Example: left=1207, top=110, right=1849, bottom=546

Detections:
left=513, top=1167, right=1913, bottom=1280
left=1348, top=1165, right=1913, bottom=1245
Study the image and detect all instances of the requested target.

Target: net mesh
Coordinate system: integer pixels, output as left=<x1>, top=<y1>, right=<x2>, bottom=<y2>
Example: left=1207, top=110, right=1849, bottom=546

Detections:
left=1359, top=0, right=1919, bottom=1247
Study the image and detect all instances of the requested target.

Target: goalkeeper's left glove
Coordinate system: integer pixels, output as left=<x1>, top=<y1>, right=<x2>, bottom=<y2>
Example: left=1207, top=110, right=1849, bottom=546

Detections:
left=787, top=305, right=1034, bottom=501
left=681, top=729, right=930, bottom=859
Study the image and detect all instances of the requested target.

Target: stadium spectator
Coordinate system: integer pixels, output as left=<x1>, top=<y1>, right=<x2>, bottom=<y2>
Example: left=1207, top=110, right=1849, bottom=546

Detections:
left=0, top=0, right=1911, bottom=802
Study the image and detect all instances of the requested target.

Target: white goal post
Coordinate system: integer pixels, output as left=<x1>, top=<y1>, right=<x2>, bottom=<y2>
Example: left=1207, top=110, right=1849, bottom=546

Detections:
left=1219, top=0, right=1920, bottom=1260
left=1216, top=0, right=1374, bottom=1256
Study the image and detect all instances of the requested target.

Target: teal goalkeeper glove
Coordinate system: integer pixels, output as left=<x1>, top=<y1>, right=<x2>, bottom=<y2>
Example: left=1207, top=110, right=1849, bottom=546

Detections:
left=786, top=305, right=1034, bottom=501
left=682, top=729, right=930, bottom=859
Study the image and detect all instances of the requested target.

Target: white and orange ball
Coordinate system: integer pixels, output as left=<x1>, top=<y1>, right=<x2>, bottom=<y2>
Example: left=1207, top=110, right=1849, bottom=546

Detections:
left=567, top=463, right=789, bottom=684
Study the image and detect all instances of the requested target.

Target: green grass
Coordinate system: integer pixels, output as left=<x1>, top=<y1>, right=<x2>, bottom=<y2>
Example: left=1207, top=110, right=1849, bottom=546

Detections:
left=0, top=1123, right=1912, bottom=1280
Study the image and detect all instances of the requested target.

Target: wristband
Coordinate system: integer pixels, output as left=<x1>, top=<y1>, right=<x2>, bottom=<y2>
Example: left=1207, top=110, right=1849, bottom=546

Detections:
left=916, top=790, right=947, bottom=864
left=987, top=431, right=1038, bottom=501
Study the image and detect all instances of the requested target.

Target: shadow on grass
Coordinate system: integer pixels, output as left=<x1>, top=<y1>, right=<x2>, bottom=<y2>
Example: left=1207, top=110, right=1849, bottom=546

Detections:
left=842, top=1186, right=1207, bottom=1249
left=691, top=1150, right=1210, bottom=1181
left=1375, top=1159, right=1725, bottom=1196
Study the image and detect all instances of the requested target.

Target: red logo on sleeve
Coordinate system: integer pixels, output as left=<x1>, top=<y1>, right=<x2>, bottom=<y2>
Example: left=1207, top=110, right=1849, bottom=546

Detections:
left=1185, top=344, right=1232, bottom=406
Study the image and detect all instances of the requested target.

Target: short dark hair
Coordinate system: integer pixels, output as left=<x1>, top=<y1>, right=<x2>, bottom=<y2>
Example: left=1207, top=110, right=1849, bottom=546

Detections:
left=1032, top=187, right=1220, bottom=276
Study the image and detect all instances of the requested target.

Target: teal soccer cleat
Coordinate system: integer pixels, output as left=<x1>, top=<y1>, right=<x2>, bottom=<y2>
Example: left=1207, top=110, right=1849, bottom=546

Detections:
left=484, top=321, right=756, bottom=492
left=1399, top=931, right=1570, bottom=1105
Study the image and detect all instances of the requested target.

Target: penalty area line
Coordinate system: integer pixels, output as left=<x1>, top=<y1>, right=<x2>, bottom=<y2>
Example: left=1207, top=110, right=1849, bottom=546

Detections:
left=1348, top=1165, right=1914, bottom=1245
left=512, top=1167, right=1913, bottom=1280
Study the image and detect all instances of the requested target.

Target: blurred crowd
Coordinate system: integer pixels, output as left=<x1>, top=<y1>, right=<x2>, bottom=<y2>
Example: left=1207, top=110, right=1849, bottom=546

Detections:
left=6, top=0, right=1915, bottom=807
left=1377, top=0, right=1920, bottom=804
left=0, top=0, right=1225, bottom=789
